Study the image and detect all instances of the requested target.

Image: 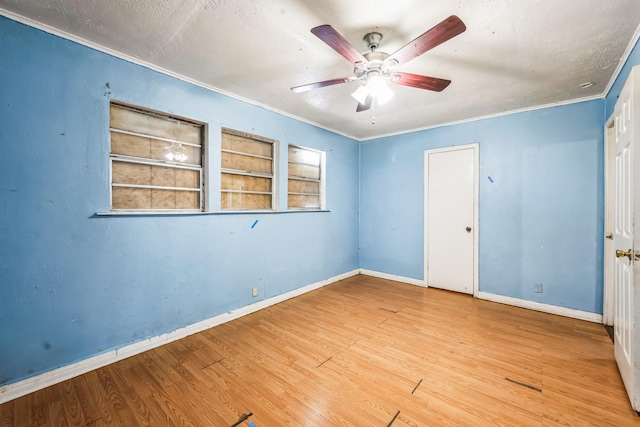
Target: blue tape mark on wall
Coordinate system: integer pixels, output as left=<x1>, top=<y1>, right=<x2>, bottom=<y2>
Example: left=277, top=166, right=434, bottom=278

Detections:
left=251, top=219, right=259, bottom=229
left=488, top=176, right=494, bottom=183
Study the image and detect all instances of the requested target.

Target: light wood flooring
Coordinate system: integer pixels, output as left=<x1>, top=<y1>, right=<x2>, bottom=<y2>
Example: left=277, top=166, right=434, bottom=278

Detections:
left=1, top=274, right=638, bottom=426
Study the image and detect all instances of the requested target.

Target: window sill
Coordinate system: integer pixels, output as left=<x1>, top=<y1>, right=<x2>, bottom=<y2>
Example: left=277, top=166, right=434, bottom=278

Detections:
left=93, top=209, right=331, bottom=217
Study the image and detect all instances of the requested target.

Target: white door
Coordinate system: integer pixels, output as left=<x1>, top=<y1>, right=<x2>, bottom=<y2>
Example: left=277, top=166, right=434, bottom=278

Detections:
left=424, top=144, right=478, bottom=294
left=613, top=68, right=637, bottom=407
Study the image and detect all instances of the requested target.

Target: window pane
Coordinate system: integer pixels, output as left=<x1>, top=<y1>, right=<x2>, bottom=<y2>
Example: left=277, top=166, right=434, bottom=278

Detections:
left=151, top=189, right=200, bottom=209
left=174, top=191, right=200, bottom=209
left=288, top=194, right=320, bottom=209
left=111, top=132, right=152, bottom=158
left=112, top=187, right=200, bottom=210
left=173, top=169, right=201, bottom=189
left=154, top=142, right=200, bottom=165
left=221, top=192, right=272, bottom=210
left=112, top=187, right=151, bottom=209
left=111, top=104, right=201, bottom=145
left=112, top=161, right=151, bottom=186
left=288, top=147, right=320, bottom=166
left=112, top=161, right=200, bottom=189
left=288, top=179, right=319, bottom=194
left=288, top=162, right=320, bottom=180
left=222, top=133, right=272, bottom=157
left=222, top=152, right=272, bottom=174
left=222, top=173, right=271, bottom=192
left=111, top=132, right=201, bottom=165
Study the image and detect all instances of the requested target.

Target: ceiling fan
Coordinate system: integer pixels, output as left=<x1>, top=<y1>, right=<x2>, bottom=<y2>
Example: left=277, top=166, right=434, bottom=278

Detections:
left=291, top=15, right=466, bottom=112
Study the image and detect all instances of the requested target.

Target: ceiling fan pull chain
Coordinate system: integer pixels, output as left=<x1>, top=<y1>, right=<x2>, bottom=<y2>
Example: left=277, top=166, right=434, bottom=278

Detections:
left=372, top=100, right=376, bottom=125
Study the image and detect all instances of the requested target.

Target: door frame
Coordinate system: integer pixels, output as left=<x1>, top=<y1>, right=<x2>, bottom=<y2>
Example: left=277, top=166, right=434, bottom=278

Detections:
left=604, top=117, right=616, bottom=326
left=424, top=143, right=479, bottom=295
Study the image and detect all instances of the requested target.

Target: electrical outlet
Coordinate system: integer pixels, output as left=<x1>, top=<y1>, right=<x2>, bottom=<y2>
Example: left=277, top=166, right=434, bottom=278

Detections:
left=252, top=287, right=258, bottom=297
left=534, top=283, right=543, bottom=293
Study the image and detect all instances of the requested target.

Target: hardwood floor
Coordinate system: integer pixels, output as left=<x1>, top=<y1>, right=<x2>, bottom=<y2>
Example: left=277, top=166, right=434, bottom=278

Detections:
left=1, top=274, right=638, bottom=426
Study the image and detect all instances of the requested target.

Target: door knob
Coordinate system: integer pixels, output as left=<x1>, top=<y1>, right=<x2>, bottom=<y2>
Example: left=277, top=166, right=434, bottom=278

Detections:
left=616, top=249, right=633, bottom=261
left=465, top=226, right=472, bottom=233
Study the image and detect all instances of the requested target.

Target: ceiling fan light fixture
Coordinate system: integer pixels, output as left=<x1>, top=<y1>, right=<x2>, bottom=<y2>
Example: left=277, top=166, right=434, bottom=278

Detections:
left=375, top=85, right=394, bottom=104
left=351, top=85, right=369, bottom=104
left=366, top=74, right=394, bottom=104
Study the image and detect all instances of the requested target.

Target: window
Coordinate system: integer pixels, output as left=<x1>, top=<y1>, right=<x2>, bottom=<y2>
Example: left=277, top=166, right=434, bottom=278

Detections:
left=288, top=145, right=325, bottom=210
left=109, top=103, right=204, bottom=211
left=221, top=129, right=276, bottom=211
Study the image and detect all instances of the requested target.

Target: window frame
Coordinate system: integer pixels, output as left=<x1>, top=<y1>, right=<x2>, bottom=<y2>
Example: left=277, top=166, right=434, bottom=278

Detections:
left=220, top=128, right=278, bottom=212
left=108, top=101, right=206, bottom=213
left=287, top=144, right=326, bottom=211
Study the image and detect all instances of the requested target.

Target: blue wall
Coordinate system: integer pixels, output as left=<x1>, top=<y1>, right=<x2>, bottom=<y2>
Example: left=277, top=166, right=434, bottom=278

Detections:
left=360, top=100, right=605, bottom=314
left=0, top=16, right=360, bottom=386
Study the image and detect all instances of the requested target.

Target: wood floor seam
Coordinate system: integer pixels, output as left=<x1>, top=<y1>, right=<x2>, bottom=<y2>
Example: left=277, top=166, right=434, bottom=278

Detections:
left=386, top=410, right=400, bottom=426
left=316, top=356, right=333, bottom=369
left=411, top=378, right=423, bottom=395
left=504, top=377, right=542, bottom=393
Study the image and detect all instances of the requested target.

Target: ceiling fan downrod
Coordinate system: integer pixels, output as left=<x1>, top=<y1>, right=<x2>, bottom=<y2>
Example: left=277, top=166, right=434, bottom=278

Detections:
left=363, top=32, right=382, bottom=52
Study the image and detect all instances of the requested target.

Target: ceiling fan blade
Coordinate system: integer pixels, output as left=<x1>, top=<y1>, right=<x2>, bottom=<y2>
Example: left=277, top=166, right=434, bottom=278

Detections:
left=311, top=25, right=367, bottom=66
left=356, top=95, right=372, bottom=112
left=386, top=15, right=466, bottom=66
left=291, top=77, right=352, bottom=93
left=392, top=72, right=451, bottom=92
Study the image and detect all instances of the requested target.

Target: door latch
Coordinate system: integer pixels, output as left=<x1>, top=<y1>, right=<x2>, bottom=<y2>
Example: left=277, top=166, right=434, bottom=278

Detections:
left=616, top=249, right=633, bottom=261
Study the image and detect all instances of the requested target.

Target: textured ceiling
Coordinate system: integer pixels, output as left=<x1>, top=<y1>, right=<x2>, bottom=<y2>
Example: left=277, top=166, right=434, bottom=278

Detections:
left=1, top=0, right=639, bottom=140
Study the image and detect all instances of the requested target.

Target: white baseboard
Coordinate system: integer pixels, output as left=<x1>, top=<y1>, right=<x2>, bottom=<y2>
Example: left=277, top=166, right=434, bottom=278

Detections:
left=0, top=268, right=360, bottom=404
left=476, top=291, right=603, bottom=323
left=360, top=268, right=602, bottom=323
left=358, top=269, right=602, bottom=323
left=359, top=269, right=426, bottom=287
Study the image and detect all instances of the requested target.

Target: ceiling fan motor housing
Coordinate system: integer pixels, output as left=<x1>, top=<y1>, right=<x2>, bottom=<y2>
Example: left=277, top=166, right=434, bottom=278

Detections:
left=355, top=51, right=398, bottom=82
